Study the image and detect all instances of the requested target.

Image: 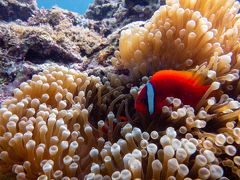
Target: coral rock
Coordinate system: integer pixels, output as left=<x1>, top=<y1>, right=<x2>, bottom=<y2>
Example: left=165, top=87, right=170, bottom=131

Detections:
left=0, top=0, right=37, bottom=21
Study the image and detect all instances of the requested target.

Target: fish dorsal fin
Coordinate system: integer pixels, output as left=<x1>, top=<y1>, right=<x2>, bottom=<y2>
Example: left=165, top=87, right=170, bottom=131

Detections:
left=146, top=82, right=155, bottom=115
left=174, top=71, right=204, bottom=86
left=189, top=71, right=205, bottom=86
left=170, top=71, right=204, bottom=85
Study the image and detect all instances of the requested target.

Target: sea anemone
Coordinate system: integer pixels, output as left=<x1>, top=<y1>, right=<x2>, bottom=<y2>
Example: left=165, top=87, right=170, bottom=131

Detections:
left=1, top=0, right=240, bottom=179
left=0, top=65, right=133, bottom=179
left=0, top=66, right=102, bottom=179
left=86, top=125, right=226, bottom=179
left=110, top=0, right=240, bottom=179
left=113, top=0, right=240, bottom=79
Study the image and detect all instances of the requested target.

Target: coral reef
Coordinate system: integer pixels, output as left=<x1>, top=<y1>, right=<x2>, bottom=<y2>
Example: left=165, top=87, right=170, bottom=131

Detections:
left=27, top=7, right=82, bottom=28
left=0, top=0, right=240, bottom=179
left=0, top=20, right=105, bottom=63
left=85, top=0, right=163, bottom=36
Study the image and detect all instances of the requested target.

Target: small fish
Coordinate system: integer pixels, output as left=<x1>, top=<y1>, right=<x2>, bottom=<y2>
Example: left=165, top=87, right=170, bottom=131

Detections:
left=135, top=70, right=210, bottom=117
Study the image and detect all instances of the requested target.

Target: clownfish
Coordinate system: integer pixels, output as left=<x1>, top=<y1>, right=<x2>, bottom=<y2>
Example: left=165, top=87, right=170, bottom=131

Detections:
left=135, top=70, right=210, bottom=117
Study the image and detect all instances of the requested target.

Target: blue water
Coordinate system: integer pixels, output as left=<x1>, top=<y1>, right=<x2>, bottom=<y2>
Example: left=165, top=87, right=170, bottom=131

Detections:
left=37, top=0, right=94, bottom=14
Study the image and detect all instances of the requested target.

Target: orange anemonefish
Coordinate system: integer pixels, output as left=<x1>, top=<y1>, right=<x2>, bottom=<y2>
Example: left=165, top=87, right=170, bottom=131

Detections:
left=135, top=70, right=210, bottom=117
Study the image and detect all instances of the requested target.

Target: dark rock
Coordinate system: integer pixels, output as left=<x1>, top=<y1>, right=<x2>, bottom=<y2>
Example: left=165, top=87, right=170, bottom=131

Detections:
left=84, top=0, right=163, bottom=36
left=0, top=0, right=37, bottom=21
left=124, top=0, right=151, bottom=7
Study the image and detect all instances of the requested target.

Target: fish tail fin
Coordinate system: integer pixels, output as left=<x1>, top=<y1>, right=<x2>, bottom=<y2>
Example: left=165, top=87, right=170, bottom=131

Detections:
left=180, top=71, right=205, bottom=86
